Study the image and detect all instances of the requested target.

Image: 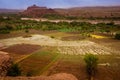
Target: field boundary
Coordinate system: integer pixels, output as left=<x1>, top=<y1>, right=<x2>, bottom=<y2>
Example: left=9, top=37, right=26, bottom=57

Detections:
left=15, top=48, right=42, bottom=63
left=39, top=54, right=60, bottom=75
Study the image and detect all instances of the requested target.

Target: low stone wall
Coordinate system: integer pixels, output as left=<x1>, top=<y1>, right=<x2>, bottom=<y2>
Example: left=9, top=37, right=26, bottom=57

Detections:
left=0, top=73, right=78, bottom=80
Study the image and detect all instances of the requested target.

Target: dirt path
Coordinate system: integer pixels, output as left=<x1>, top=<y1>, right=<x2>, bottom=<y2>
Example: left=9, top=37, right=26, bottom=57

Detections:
left=0, top=34, right=119, bottom=55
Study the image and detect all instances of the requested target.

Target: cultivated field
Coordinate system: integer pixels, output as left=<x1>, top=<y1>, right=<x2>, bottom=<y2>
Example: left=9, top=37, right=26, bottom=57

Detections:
left=0, top=31, right=120, bottom=80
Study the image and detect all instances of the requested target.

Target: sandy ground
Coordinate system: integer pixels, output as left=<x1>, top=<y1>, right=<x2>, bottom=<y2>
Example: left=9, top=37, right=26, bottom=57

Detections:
left=0, top=34, right=119, bottom=55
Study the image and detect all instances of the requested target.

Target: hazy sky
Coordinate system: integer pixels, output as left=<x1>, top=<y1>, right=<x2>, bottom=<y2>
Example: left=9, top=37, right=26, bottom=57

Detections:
left=0, top=0, right=120, bottom=9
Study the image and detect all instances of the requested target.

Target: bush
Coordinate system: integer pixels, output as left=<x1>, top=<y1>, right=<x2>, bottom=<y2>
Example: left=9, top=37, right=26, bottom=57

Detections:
left=50, top=36, right=55, bottom=38
left=7, top=63, right=21, bottom=76
left=84, top=54, right=98, bottom=80
left=0, top=30, right=10, bottom=34
left=25, top=29, right=29, bottom=33
left=115, top=32, right=120, bottom=40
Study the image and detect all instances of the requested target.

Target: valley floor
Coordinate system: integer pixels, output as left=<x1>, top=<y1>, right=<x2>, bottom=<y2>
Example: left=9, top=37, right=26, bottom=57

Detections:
left=0, top=31, right=120, bottom=80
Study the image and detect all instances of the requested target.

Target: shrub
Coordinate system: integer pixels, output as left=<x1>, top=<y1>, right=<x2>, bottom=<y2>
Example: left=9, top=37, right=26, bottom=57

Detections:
left=50, top=36, right=55, bottom=38
left=25, top=29, right=29, bottom=33
left=7, top=63, right=21, bottom=77
left=115, top=32, right=120, bottom=40
left=0, top=30, right=10, bottom=34
left=84, top=54, right=98, bottom=80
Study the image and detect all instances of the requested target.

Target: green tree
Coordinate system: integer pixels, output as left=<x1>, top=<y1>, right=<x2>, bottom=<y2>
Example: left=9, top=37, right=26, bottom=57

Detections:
left=7, top=63, right=21, bottom=77
left=84, top=54, right=98, bottom=80
left=115, top=32, right=120, bottom=40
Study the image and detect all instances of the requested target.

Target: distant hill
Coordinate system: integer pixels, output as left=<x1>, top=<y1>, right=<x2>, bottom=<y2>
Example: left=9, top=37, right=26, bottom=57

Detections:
left=55, top=6, right=120, bottom=18
left=1, top=5, right=120, bottom=19
left=21, top=4, right=57, bottom=17
left=0, top=9, right=23, bottom=13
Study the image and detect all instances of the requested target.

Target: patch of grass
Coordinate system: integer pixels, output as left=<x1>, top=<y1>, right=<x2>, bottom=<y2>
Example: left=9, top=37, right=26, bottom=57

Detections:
left=59, top=28, right=76, bottom=32
left=45, top=32, right=78, bottom=39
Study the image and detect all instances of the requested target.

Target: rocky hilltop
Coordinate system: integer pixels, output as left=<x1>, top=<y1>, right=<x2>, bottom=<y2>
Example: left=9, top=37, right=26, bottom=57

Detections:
left=22, top=4, right=57, bottom=17
left=0, top=51, right=12, bottom=77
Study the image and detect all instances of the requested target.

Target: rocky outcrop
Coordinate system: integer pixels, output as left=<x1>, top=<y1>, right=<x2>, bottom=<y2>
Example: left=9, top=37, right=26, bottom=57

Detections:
left=1, top=73, right=78, bottom=80
left=0, top=43, right=4, bottom=50
left=21, top=4, right=57, bottom=18
left=0, top=51, right=12, bottom=77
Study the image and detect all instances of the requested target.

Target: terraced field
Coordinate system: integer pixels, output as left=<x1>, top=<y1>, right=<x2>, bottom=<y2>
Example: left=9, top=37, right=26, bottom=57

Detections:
left=0, top=33, right=120, bottom=80
left=57, top=40, right=120, bottom=55
left=0, top=34, right=120, bottom=55
left=19, top=47, right=59, bottom=76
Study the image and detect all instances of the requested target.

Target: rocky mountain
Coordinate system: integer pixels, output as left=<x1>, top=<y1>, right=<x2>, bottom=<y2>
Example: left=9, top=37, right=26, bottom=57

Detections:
left=21, top=5, right=57, bottom=17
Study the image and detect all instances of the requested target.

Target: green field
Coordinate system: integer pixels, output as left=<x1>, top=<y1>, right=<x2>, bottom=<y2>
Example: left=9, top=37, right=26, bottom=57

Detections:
left=19, top=47, right=59, bottom=76
left=18, top=48, right=120, bottom=80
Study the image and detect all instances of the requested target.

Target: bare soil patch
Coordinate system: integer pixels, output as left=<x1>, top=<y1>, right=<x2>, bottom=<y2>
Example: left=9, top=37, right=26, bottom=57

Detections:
left=1, top=44, right=41, bottom=55
left=45, top=32, right=76, bottom=40
left=67, top=32, right=80, bottom=34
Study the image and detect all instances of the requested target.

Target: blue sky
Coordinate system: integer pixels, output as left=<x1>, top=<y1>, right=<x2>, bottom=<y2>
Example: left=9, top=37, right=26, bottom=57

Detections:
left=0, top=0, right=120, bottom=9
